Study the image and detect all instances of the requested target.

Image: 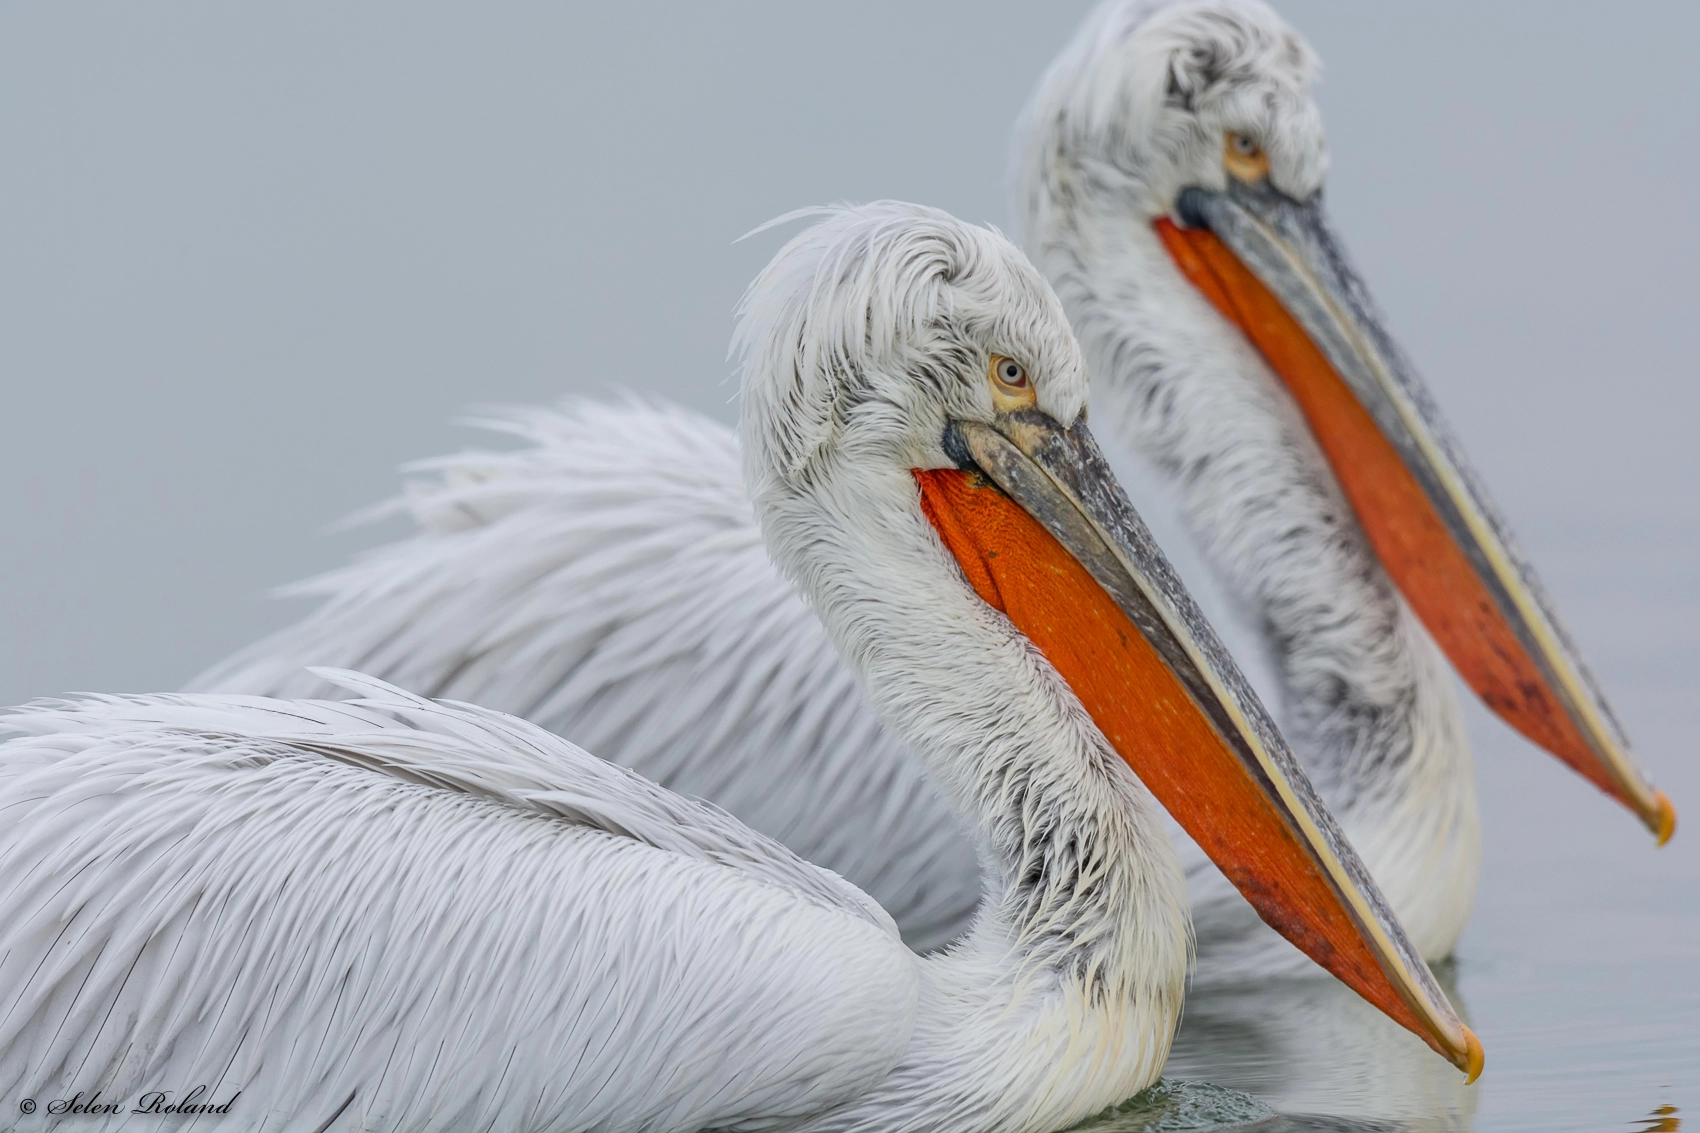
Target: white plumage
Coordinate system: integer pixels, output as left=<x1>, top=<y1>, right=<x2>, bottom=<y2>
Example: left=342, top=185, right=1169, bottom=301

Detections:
left=196, top=399, right=979, bottom=952
left=5, top=200, right=1477, bottom=1129
left=3, top=204, right=1250, bottom=1131
left=1, top=674, right=913, bottom=1133
left=192, top=0, right=1490, bottom=975
left=1013, top=0, right=1481, bottom=977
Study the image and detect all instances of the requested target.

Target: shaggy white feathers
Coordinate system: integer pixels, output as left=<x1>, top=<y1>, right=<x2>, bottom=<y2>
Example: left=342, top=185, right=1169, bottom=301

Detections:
left=5, top=205, right=1195, bottom=1132
left=190, top=397, right=981, bottom=951
left=0, top=677, right=915, bottom=1133
left=738, top=200, right=1189, bottom=1133
left=1012, top=0, right=1325, bottom=248
left=736, top=202, right=1087, bottom=493
left=1015, top=0, right=1478, bottom=976
left=194, top=1, right=1481, bottom=976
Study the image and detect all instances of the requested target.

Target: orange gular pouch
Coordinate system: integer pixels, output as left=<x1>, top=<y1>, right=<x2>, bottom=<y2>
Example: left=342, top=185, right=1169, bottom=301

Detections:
left=912, top=466, right=1440, bottom=1054
left=1154, top=218, right=1635, bottom=811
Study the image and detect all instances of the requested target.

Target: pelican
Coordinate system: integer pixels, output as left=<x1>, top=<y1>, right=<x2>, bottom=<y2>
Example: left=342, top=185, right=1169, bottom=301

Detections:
left=192, top=0, right=1672, bottom=969
left=0, top=203, right=1475, bottom=1132
left=1010, top=0, right=1672, bottom=975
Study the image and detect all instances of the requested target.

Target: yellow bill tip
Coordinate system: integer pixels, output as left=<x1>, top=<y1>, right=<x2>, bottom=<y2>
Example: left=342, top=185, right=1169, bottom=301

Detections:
left=1652, top=790, right=1677, bottom=847
left=1461, top=1025, right=1485, bottom=1084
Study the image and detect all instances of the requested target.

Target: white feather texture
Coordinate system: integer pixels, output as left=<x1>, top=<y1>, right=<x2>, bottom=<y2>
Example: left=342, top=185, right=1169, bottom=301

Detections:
left=0, top=676, right=914, bottom=1133
left=7, top=203, right=1195, bottom=1132
left=1014, top=0, right=1477, bottom=979
left=194, top=398, right=979, bottom=952
left=195, top=0, right=1480, bottom=977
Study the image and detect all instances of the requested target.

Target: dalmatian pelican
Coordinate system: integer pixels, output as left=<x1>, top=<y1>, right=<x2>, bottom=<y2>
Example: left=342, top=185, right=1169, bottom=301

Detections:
left=191, top=0, right=1671, bottom=969
left=1, top=203, right=1476, bottom=1133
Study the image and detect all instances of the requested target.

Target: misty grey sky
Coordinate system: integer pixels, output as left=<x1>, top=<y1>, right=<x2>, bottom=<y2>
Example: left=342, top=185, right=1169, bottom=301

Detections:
left=3, top=2, right=1697, bottom=708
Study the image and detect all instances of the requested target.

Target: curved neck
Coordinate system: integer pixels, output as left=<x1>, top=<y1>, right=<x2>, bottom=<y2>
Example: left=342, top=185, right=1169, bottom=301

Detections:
left=1031, top=202, right=1470, bottom=808
left=754, top=457, right=1188, bottom=1130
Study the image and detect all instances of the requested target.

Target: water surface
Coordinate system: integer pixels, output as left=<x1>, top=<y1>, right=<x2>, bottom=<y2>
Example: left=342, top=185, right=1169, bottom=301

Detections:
left=1090, top=522, right=1700, bottom=1133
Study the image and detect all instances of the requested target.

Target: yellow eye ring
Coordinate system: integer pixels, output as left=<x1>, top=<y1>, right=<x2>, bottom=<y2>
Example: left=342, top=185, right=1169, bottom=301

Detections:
left=988, top=354, right=1036, bottom=412
left=1223, top=131, right=1270, bottom=183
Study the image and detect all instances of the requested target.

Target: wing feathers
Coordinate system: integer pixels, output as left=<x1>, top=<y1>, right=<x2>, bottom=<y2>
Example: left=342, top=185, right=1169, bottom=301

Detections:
left=188, top=398, right=982, bottom=950
left=0, top=685, right=918, bottom=1132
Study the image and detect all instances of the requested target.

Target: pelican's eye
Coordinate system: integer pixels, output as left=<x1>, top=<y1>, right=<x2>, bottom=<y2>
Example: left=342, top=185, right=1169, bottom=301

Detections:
left=1223, top=131, right=1270, bottom=183
left=988, top=354, right=1036, bottom=411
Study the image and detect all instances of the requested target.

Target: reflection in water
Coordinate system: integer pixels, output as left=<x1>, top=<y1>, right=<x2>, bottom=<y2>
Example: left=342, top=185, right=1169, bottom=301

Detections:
left=1071, top=1080, right=1274, bottom=1132
left=1633, top=1106, right=1680, bottom=1133
left=1160, top=964, right=1477, bottom=1132
left=1069, top=967, right=1483, bottom=1132
left=1074, top=966, right=1686, bottom=1133
left=1091, top=383, right=1700, bottom=1132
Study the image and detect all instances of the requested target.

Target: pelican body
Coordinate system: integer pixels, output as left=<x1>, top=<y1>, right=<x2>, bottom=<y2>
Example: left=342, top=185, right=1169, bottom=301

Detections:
left=192, top=0, right=1670, bottom=970
left=0, top=204, right=1474, bottom=1131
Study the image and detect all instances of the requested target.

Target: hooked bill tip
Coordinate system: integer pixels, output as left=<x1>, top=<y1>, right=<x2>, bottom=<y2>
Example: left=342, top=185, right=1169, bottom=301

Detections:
left=1653, top=790, right=1677, bottom=847
left=1462, top=1026, right=1485, bottom=1084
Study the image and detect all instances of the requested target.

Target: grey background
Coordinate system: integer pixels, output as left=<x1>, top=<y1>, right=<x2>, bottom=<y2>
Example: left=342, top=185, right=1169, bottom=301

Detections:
left=2, top=4, right=1697, bottom=1130
left=2, top=3, right=1695, bottom=703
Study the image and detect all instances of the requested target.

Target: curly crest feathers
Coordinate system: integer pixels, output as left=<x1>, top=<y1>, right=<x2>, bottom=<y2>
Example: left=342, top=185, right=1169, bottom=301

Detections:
left=1012, top=0, right=1325, bottom=242
left=734, top=201, right=1084, bottom=495
left=735, top=203, right=967, bottom=487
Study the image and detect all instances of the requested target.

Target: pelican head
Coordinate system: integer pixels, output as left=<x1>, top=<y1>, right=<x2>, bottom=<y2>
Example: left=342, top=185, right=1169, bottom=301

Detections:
left=1014, top=0, right=1325, bottom=232
left=735, top=201, right=1481, bottom=1080
left=1015, top=0, right=1673, bottom=843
